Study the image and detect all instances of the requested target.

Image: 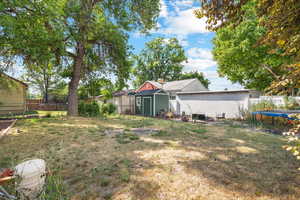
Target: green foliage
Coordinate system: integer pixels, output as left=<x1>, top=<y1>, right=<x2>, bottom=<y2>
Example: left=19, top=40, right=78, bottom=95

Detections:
left=283, top=96, right=300, bottom=110
left=212, top=1, right=289, bottom=91
left=178, top=71, right=210, bottom=89
left=250, top=100, right=277, bottom=112
left=192, top=128, right=207, bottom=134
left=133, top=37, right=187, bottom=87
left=78, top=75, right=114, bottom=100
left=151, top=130, right=169, bottom=137
left=116, top=133, right=140, bottom=144
left=40, top=174, right=69, bottom=200
left=101, top=103, right=117, bottom=115
left=197, top=0, right=300, bottom=95
left=78, top=101, right=101, bottom=117
left=49, top=82, right=68, bottom=103
left=0, top=0, right=160, bottom=115
left=21, top=59, right=64, bottom=103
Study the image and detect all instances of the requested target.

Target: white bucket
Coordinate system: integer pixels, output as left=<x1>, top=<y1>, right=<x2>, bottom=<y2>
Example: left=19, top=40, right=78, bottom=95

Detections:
left=14, top=159, right=46, bottom=199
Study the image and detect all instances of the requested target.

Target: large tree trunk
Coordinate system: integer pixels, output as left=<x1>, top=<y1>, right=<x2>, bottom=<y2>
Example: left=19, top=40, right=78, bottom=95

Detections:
left=67, top=43, right=85, bottom=116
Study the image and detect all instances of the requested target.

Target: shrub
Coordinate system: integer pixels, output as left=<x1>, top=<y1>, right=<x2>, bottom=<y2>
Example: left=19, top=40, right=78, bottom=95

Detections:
left=250, top=100, right=277, bottom=112
left=283, top=114, right=300, bottom=170
left=283, top=96, right=300, bottom=110
left=78, top=101, right=101, bottom=117
left=101, top=103, right=116, bottom=115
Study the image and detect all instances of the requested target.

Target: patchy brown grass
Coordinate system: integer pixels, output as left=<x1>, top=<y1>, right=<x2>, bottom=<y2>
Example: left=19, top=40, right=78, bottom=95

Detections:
left=0, top=114, right=300, bottom=200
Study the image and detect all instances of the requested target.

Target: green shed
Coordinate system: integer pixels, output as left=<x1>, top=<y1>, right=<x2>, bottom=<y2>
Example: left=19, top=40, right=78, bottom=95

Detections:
left=135, top=89, right=169, bottom=117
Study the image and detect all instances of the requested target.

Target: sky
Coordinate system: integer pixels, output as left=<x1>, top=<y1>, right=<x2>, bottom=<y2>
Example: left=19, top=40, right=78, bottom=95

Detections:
left=129, top=0, right=243, bottom=91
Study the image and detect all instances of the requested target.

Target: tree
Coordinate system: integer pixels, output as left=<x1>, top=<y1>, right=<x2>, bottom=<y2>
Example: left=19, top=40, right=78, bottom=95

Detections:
left=212, top=1, right=289, bottom=91
left=78, top=72, right=114, bottom=100
left=22, top=60, right=63, bottom=103
left=0, top=0, right=160, bottom=116
left=196, top=0, right=300, bottom=168
left=196, top=0, right=300, bottom=93
left=178, top=71, right=210, bottom=89
left=133, top=37, right=187, bottom=87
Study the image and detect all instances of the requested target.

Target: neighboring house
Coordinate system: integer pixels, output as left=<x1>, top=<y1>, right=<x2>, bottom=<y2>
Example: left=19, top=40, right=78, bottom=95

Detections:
left=0, top=73, right=28, bottom=115
left=107, top=90, right=135, bottom=114
left=134, top=79, right=208, bottom=116
left=176, top=90, right=260, bottom=118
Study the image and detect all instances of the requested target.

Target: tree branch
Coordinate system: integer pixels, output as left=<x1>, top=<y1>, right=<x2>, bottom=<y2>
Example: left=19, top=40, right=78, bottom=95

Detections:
left=261, top=64, right=280, bottom=80
left=66, top=51, right=76, bottom=58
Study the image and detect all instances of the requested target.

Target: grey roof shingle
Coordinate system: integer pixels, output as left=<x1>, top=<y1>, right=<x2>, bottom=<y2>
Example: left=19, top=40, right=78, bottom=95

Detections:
left=148, top=79, right=197, bottom=92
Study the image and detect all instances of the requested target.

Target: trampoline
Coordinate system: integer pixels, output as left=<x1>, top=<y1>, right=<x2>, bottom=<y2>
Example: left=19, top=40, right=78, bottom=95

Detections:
left=252, top=110, right=300, bottom=122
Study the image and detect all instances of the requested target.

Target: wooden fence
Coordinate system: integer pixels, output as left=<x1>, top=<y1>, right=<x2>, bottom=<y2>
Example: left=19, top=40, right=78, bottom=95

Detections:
left=26, top=99, right=67, bottom=111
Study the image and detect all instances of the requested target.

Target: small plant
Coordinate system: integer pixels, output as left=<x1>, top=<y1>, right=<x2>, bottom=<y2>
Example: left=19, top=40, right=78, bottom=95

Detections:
left=283, top=114, right=300, bottom=170
left=78, top=101, right=101, bottom=117
left=250, top=100, right=277, bottom=112
left=151, top=130, right=168, bottom=137
left=40, top=174, right=69, bottom=200
left=283, top=96, right=300, bottom=110
left=193, top=128, right=207, bottom=134
left=101, top=103, right=117, bottom=115
left=119, top=170, right=130, bottom=183
left=116, top=133, right=140, bottom=144
left=99, top=177, right=110, bottom=187
left=45, top=112, right=52, bottom=118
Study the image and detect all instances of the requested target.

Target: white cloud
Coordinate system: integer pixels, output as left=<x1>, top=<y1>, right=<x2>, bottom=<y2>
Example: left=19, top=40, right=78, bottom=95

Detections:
left=183, top=58, right=217, bottom=71
left=159, top=8, right=210, bottom=37
left=187, top=47, right=213, bottom=60
left=183, top=47, right=216, bottom=71
left=202, top=71, right=219, bottom=79
left=159, top=0, right=168, bottom=18
left=207, top=77, right=244, bottom=91
left=174, top=0, right=194, bottom=8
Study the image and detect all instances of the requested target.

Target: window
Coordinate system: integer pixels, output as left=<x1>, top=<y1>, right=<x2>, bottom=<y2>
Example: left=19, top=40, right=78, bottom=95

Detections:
left=136, top=97, right=141, bottom=106
left=169, top=95, right=176, bottom=100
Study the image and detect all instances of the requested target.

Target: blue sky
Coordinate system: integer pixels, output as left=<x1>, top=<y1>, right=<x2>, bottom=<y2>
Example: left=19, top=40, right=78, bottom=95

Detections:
left=129, top=0, right=243, bottom=91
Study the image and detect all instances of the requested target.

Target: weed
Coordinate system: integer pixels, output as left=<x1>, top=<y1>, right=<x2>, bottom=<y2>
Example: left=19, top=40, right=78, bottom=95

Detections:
left=119, top=170, right=130, bottom=183
left=45, top=112, right=52, bottom=118
left=116, top=133, right=139, bottom=144
left=40, top=174, right=69, bottom=200
left=193, top=128, right=207, bottom=134
left=151, top=130, right=168, bottom=137
left=100, top=177, right=110, bottom=187
left=103, top=192, right=113, bottom=200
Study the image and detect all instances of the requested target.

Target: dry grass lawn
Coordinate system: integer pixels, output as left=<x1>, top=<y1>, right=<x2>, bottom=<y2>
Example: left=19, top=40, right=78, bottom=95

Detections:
left=0, top=114, right=300, bottom=200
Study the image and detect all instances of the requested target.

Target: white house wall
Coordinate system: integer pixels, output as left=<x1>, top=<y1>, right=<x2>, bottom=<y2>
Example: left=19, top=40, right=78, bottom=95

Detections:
left=176, top=92, right=250, bottom=118
left=169, top=100, right=177, bottom=113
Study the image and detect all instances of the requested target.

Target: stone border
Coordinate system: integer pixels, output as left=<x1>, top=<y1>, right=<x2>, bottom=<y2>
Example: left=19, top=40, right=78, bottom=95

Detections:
left=0, top=119, right=17, bottom=139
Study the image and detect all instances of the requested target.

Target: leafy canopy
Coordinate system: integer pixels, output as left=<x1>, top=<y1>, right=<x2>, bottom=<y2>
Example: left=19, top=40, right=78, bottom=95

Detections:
left=196, top=0, right=300, bottom=94
left=133, top=37, right=187, bottom=87
left=212, top=1, right=289, bottom=91
left=0, top=0, right=160, bottom=115
left=178, top=71, right=210, bottom=89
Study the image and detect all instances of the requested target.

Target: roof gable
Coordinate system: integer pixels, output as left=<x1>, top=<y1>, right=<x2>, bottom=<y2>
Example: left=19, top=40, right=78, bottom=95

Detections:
left=136, top=81, right=160, bottom=92
left=0, top=73, right=28, bottom=88
left=136, top=78, right=207, bottom=92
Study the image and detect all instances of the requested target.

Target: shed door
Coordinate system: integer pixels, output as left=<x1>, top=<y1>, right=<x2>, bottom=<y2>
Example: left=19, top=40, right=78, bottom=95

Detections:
left=143, top=97, right=152, bottom=116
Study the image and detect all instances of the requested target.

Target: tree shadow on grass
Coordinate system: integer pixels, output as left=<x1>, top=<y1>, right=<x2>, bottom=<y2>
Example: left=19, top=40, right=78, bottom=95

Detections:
left=1, top=117, right=300, bottom=199
left=176, top=127, right=300, bottom=199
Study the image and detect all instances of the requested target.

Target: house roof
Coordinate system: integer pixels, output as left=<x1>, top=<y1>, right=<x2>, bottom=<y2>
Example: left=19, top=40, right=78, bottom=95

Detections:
left=135, top=89, right=163, bottom=96
left=112, top=89, right=135, bottom=97
left=145, top=79, right=197, bottom=92
left=0, top=73, right=28, bottom=88
left=177, top=89, right=257, bottom=95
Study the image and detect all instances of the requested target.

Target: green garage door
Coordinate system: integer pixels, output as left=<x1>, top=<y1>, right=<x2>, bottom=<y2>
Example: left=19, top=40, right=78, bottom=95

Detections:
left=143, top=97, right=152, bottom=116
